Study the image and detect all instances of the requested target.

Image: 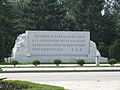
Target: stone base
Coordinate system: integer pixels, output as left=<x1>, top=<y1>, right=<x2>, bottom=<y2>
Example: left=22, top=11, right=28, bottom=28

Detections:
left=12, top=55, right=108, bottom=63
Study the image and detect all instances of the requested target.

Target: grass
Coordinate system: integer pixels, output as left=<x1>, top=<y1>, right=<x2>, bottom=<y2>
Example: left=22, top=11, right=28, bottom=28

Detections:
left=0, top=80, right=67, bottom=90
left=0, top=62, right=12, bottom=65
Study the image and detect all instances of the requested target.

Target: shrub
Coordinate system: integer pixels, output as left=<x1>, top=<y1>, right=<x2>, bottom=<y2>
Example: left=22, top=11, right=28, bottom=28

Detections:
left=11, top=60, right=18, bottom=67
left=53, top=59, right=62, bottom=66
left=32, top=60, right=40, bottom=67
left=76, top=59, right=85, bottom=66
left=108, top=58, right=117, bottom=66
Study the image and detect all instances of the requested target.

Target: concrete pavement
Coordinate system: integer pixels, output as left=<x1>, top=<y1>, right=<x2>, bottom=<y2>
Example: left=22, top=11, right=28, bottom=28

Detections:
left=0, top=72, right=120, bottom=90
left=1, top=67, right=120, bottom=73
left=0, top=64, right=120, bottom=73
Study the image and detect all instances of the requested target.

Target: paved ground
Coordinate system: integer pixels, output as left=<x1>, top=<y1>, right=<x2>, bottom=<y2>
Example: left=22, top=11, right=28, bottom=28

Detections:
left=2, top=67, right=120, bottom=72
left=0, top=72, right=120, bottom=90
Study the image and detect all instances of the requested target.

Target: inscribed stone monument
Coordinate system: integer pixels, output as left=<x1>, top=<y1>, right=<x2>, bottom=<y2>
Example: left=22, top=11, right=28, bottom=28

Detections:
left=11, top=31, right=107, bottom=63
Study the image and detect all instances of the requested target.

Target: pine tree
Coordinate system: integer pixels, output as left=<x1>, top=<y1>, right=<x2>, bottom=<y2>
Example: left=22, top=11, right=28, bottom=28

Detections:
left=74, top=0, right=104, bottom=31
left=24, top=0, right=67, bottom=30
left=74, top=0, right=107, bottom=45
left=11, top=0, right=29, bottom=35
left=74, top=0, right=117, bottom=57
left=0, top=0, right=15, bottom=60
left=115, top=0, right=120, bottom=38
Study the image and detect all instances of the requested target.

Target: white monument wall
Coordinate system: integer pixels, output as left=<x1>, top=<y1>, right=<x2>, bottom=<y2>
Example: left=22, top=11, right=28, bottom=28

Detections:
left=11, top=31, right=108, bottom=63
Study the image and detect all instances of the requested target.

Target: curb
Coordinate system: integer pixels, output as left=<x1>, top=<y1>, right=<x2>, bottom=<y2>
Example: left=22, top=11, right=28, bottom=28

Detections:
left=1, top=70, right=120, bottom=73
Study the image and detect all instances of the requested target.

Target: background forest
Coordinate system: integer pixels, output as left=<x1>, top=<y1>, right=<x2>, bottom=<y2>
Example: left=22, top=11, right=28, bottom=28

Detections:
left=0, top=0, right=120, bottom=62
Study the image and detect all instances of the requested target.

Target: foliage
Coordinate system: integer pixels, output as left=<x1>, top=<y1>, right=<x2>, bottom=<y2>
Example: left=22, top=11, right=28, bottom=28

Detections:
left=32, top=60, right=40, bottom=67
left=74, top=0, right=105, bottom=31
left=0, top=0, right=28, bottom=61
left=0, top=80, right=66, bottom=90
left=109, top=39, right=120, bottom=62
left=76, top=59, right=85, bottom=66
left=74, top=0, right=117, bottom=49
left=108, top=58, right=117, bottom=66
left=0, top=0, right=120, bottom=60
left=53, top=59, right=62, bottom=66
left=24, top=0, right=67, bottom=30
left=0, top=0, right=14, bottom=60
left=11, top=60, right=18, bottom=67
left=98, top=42, right=108, bottom=57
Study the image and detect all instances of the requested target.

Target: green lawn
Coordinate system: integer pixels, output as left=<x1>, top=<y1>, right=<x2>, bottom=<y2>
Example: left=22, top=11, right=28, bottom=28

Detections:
left=0, top=65, right=120, bottom=68
left=0, top=80, right=67, bottom=90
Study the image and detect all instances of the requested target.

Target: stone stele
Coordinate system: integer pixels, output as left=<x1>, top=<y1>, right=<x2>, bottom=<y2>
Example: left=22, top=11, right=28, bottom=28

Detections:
left=11, top=31, right=107, bottom=63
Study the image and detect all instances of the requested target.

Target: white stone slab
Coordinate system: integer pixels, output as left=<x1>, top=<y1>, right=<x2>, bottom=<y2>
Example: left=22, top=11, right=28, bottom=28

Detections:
left=11, top=31, right=107, bottom=63
left=26, top=31, right=90, bottom=56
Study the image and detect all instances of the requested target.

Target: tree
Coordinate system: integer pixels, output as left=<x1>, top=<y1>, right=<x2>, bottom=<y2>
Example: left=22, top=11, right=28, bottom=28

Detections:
left=32, top=60, right=40, bottom=67
left=0, top=0, right=27, bottom=61
left=76, top=59, right=85, bottom=66
left=11, top=0, right=29, bottom=35
left=53, top=59, right=62, bottom=66
left=109, top=39, right=120, bottom=62
left=74, top=0, right=117, bottom=58
left=98, top=42, right=108, bottom=57
left=74, top=0, right=117, bottom=45
left=0, top=0, right=19, bottom=61
left=11, top=60, right=18, bottom=67
left=74, top=0, right=105, bottom=31
left=24, top=0, right=67, bottom=30
left=74, top=0, right=106, bottom=46
left=114, top=0, right=120, bottom=39
left=0, top=30, right=4, bottom=61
